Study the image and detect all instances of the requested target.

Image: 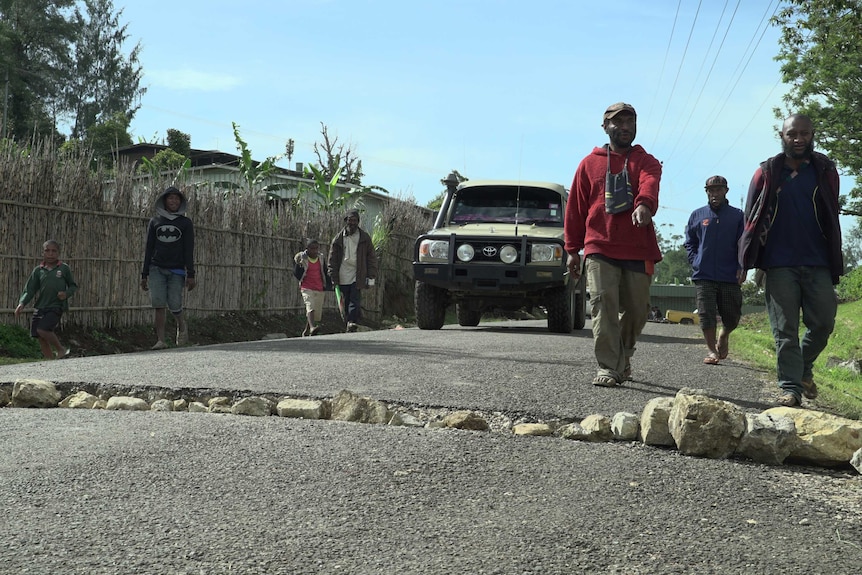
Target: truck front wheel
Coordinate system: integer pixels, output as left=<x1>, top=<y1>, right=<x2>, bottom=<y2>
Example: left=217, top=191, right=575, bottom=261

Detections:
left=546, top=281, right=575, bottom=333
left=415, top=282, right=447, bottom=329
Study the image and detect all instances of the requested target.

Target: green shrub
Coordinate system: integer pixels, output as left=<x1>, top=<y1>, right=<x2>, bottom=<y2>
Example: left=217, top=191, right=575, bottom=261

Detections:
left=836, top=267, right=862, bottom=302
left=0, top=324, right=41, bottom=358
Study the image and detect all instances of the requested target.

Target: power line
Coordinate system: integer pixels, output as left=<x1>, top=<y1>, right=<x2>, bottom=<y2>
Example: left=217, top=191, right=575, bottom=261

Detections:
left=650, top=0, right=704, bottom=147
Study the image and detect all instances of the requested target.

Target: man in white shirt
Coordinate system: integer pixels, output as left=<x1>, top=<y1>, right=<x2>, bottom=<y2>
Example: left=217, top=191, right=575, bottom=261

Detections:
left=327, top=209, right=379, bottom=332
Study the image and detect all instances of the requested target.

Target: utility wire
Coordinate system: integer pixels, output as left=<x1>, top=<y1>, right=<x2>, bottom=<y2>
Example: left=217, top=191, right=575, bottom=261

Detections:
left=661, top=0, right=741, bottom=162
left=665, top=0, right=781, bottom=190
left=650, top=0, right=704, bottom=148
left=646, top=0, right=683, bottom=123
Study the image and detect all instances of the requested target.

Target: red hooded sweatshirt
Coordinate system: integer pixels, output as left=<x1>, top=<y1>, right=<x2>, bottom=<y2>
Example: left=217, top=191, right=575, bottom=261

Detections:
left=564, top=144, right=662, bottom=265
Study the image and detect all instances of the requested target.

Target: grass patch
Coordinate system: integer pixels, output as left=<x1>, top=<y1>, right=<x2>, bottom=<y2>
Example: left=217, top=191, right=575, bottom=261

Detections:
left=733, top=300, right=862, bottom=420
left=0, top=324, right=41, bottom=364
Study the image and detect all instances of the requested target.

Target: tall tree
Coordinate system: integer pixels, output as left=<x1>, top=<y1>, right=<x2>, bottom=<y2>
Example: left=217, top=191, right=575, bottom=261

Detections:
left=773, top=1, right=862, bottom=216
left=652, top=225, right=692, bottom=285
left=0, top=0, right=76, bottom=141
left=166, top=128, right=191, bottom=157
left=87, top=110, right=131, bottom=165
left=312, top=122, right=363, bottom=184
left=64, top=0, right=144, bottom=140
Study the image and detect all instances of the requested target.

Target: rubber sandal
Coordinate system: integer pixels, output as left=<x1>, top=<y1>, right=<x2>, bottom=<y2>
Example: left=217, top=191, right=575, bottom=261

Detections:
left=592, top=375, right=619, bottom=387
left=623, top=365, right=633, bottom=381
left=703, top=354, right=720, bottom=365
left=801, top=378, right=818, bottom=400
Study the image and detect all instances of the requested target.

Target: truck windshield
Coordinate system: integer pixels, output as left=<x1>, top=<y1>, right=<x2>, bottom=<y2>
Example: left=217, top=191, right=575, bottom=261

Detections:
left=449, top=186, right=563, bottom=226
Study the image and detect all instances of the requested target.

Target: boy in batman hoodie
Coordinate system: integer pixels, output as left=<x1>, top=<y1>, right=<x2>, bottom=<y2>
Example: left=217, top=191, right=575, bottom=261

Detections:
left=141, top=186, right=196, bottom=349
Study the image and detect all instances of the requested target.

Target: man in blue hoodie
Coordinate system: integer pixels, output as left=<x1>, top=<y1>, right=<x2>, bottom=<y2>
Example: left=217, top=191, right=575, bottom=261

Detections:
left=684, top=175, right=744, bottom=365
left=141, top=186, right=196, bottom=349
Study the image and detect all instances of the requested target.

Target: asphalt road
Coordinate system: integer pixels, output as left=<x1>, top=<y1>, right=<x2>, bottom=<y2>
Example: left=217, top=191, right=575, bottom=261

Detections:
left=1, top=320, right=860, bottom=575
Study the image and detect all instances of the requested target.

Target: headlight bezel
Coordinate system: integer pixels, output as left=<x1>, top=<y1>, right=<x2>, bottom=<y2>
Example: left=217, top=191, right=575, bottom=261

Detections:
left=419, top=239, right=450, bottom=261
left=530, top=243, right=564, bottom=263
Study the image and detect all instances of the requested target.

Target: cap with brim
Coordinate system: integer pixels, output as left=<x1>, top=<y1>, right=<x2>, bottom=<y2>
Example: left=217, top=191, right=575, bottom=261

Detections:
left=604, top=102, right=637, bottom=121
left=704, top=175, right=728, bottom=188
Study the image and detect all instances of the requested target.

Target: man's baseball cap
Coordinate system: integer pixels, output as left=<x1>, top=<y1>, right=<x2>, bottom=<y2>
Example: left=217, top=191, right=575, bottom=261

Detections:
left=604, top=102, right=637, bottom=121
left=704, top=175, right=728, bottom=188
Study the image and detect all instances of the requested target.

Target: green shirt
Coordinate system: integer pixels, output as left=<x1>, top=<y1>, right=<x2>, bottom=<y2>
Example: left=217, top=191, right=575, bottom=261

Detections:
left=19, top=262, right=78, bottom=311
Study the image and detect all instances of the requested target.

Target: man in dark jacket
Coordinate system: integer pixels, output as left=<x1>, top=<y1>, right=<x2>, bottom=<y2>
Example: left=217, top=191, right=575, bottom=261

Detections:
left=328, top=209, right=378, bottom=332
left=141, top=186, right=196, bottom=349
left=738, top=114, right=843, bottom=407
left=685, top=175, right=744, bottom=365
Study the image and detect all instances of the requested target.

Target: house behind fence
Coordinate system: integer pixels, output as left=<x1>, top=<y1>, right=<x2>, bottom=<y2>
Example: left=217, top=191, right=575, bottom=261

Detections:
left=0, top=143, right=434, bottom=332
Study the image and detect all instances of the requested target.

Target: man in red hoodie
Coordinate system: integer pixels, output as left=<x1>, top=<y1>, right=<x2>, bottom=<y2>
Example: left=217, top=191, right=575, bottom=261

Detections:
left=564, top=102, right=663, bottom=387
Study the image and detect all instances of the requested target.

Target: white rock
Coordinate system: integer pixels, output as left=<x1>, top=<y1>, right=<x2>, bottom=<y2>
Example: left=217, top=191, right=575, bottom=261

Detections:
left=106, top=396, right=150, bottom=411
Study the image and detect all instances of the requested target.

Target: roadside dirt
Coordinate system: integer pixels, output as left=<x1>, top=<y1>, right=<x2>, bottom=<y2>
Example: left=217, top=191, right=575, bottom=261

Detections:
left=57, top=309, right=388, bottom=357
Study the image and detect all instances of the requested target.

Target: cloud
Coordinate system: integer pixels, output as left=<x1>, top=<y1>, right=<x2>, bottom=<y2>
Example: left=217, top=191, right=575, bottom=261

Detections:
left=146, top=69, right=243, bottom=91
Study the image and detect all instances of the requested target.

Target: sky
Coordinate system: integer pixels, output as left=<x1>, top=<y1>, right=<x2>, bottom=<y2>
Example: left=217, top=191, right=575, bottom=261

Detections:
left=118, top=0, right=856, bottom=240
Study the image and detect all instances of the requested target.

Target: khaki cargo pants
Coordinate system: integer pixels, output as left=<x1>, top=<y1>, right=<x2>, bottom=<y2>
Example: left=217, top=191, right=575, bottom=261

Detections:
left=586, top=256, right=651, bottom=381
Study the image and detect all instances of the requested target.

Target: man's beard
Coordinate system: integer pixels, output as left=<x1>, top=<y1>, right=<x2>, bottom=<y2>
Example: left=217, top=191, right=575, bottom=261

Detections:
left=783, top=139, right=814, bottom=160
left=609, top=129, right=635, bottom=150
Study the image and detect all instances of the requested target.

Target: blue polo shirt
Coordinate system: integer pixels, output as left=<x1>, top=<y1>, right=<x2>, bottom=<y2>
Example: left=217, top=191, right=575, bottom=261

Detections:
left=760, top=163, right=829, bottom=269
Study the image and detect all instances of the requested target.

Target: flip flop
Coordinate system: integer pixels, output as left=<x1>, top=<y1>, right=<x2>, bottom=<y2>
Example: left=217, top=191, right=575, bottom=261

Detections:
left=703, top=354, right=720, bottom=365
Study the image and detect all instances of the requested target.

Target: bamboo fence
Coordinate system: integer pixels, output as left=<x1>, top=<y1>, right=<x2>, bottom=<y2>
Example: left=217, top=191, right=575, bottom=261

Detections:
left=1, top=141, right=432, bottom=331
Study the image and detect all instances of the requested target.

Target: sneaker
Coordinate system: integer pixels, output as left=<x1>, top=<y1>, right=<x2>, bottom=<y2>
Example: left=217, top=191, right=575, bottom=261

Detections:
left=176, top=324, right=189, bottom=346
left=151, top=340, right=168, bottom=350
left=346, top=322, right=358, bottom=333
left=801, top=377, right=818, bottom=400
left=62, top=348, right=71, bottom=359
left=776, top=392, right=801, bottom=407
left=592, top=375, right=619, bottom=387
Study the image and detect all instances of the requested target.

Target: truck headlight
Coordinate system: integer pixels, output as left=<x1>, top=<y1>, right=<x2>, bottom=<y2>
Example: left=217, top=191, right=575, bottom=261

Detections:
left=419, top=239, right=449, bottom=260
left=500, top=244, right=518, bottom=264
left=456, top=244, right=475, bottom=262
left=531, top=243, right=563, bottom=263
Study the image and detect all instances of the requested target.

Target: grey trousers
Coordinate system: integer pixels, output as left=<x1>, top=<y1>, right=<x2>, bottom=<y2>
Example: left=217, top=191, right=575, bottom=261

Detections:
left=764, top=266, right=837, bottom=399
left=586, top=257, right=652, bottom=381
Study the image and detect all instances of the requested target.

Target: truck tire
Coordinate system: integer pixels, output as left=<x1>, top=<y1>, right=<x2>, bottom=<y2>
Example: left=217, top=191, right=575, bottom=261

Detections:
left=546, top=281, right=574, bottom=333
left=457, top=304, right=481, bottom=327
left=415, top=281, right=446, bottom=330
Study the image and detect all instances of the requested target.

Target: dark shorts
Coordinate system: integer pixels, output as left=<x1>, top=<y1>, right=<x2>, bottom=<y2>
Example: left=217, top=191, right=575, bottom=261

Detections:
left=695, top=280, right=742, bottom=331
left=31, top=308, right=63, bottom=337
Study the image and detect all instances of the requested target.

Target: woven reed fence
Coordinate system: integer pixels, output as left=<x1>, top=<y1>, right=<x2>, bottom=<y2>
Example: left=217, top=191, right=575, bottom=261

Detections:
left=0, top=141, right=432, bottom=330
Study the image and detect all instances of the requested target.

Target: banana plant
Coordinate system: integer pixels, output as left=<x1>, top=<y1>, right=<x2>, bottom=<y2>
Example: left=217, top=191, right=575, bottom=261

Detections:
left=226, top=122, right=285, bottom=199
left=300, top=163, right=388, bottom=211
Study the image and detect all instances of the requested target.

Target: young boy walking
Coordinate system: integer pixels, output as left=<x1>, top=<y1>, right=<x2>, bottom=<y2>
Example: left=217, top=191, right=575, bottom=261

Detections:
left=293, top=239, right=328, bottom=336
left=15, top=239, right=78, bottom=359
left=141, top=186, right=196, bottom=349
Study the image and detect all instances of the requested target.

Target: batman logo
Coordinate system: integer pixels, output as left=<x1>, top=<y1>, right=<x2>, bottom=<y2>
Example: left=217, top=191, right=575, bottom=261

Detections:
left=156, top=224, right=182, bottom=243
